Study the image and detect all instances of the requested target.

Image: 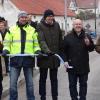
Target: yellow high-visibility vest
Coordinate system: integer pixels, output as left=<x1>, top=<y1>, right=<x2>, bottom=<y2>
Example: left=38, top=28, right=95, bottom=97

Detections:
left=3, top=25, right=41, bottom=54
left=0, top=33, right=3, bottom=50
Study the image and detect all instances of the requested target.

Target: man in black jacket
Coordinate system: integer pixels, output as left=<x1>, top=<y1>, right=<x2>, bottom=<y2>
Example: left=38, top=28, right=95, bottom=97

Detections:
left=63, top=19, right=94, bottom=100
left=37, top=9, right=63, bottom=100
left=27, top=13, right=37, bottom=29
left=0, top=17, right=4, bottom=100
left=0, top=17, right=9, bottom=99
left=0, top=17, right=9, bottom=75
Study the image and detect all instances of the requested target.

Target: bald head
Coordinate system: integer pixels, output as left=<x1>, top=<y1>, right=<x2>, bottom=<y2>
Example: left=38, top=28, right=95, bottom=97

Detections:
left=73, top=19, right=83, bottom=33
left=73, top=19, right=83, bottom=25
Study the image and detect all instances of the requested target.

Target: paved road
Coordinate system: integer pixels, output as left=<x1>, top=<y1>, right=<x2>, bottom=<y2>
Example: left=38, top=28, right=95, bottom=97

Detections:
left=2, top=51, right=100, bottom=100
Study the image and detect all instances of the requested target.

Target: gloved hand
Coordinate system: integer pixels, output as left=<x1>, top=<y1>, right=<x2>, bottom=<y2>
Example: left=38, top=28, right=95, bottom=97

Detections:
left=46, top=51, right=55, bottom=56
left=2, top=50, right=10, bottom=57
left=64, top=62, right=69, bottom=69
left=35, top=50, right=46, bottom=57
left=35, top=50, right=41, bottom=54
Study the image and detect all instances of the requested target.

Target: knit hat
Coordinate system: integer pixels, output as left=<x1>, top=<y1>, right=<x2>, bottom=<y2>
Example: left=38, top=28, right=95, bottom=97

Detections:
left=43, top=9, right=54, bottom=19
left=0, top=17, right=5, bottom=22
left=18, top=11, right=28, bottom=18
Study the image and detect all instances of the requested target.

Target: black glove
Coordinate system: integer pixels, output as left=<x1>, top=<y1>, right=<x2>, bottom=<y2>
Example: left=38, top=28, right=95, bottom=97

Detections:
left=46, top=51, right=55, bottom=56
left=2, top=50, right=10, bottom=57
left=35, top=50, right=46, bottom=57
left=35, top=50, right=42, bottom=55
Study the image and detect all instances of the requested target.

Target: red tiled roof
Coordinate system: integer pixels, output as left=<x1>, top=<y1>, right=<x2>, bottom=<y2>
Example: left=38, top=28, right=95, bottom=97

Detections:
left=10, top=0, right=76, bottom=17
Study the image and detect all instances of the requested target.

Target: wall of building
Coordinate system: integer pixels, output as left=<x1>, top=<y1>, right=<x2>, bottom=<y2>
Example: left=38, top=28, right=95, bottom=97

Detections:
left=0, top=0, right=74, bottom=31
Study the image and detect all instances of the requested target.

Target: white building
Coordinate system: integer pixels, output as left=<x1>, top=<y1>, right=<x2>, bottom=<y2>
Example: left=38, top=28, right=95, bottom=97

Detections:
left=0, top=0, right=76, bottom=31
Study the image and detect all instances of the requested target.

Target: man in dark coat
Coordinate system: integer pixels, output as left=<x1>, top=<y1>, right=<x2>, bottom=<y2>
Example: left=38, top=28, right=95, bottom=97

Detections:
left=0, top=17, right=9, bottom=75
left=95, top=36, right=100, bottom=53
left=63, top=19, right=94, bottom=100
left=37, top=9, right=63, bottom=100
left=27, top=13, right=37, bottom=29
left=0, top=17, right=8, bottom=99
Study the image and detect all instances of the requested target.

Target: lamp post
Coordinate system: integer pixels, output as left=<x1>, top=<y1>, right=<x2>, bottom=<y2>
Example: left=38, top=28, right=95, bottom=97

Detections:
left=1, top=0, right=4, bottom=5
left=94, top=0, right=96, bottom=35
left=0, top=0, right=4, bottom=7
left=64, top=0, right=67, bottom=35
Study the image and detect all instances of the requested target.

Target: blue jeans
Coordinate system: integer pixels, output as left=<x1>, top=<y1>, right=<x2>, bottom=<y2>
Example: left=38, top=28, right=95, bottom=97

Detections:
left=68, top=73, right=88, bottom=100
left=9, top=67, right=35, bottom=100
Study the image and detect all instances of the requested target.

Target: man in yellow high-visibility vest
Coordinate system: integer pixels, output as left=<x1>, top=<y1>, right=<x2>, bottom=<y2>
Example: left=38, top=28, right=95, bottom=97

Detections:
left=2, top=11, right=41, bottom=100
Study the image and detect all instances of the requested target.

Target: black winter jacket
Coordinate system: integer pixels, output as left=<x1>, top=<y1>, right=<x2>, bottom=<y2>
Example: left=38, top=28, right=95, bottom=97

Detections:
left=63, top=29, right=94, bottom=74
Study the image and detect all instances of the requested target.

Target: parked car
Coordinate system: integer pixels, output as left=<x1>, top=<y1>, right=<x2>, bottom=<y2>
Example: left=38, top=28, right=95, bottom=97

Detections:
left=89, top=31, right=97, bottom=39
left=85, top=28, right=96, bottom=39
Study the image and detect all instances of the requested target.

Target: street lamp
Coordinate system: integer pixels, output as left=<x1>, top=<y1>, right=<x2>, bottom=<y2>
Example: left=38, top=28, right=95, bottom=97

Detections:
left=64, top=0, right=67, bottom=35
left=1, top=0, right=4, bottom=5
left=94, top=0, right=96, bottom=35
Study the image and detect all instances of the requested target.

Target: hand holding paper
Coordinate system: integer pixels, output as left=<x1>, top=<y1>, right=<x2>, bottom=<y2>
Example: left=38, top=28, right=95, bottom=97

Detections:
left=64, top=62, right=73, bottom=69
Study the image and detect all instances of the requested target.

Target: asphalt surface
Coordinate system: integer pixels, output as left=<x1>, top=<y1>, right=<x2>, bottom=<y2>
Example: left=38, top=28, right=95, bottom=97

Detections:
left=2, top=51, right=100, bottom=100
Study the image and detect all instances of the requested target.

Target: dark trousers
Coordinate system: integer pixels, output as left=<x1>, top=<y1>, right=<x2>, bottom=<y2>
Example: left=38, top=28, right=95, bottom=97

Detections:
left=0, top=57, right=3, bottom=99
left=68, top=73, right=88, bottom=100
left=0, top=81, right=3, bottom=99
left=39, top=68, right=58, bottom=98
left=4, top=56, right=9, bottom=73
